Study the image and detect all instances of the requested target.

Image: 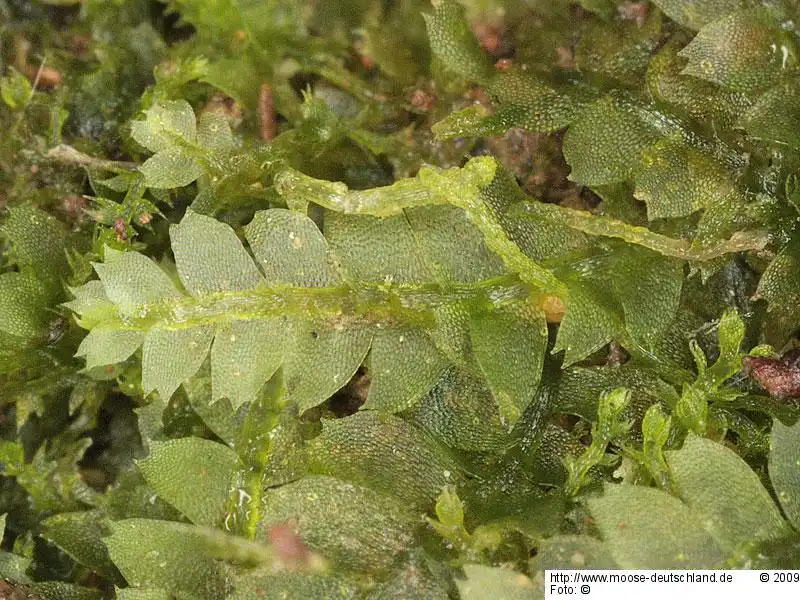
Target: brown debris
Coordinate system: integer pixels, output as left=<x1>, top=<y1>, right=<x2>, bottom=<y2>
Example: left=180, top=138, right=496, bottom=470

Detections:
left=258, top=83, right=277, bottom=142
left=59, top=194, right=87, bottom=222
left=742, top=348, right=800, bottom=399
left=555, top=47, right=575, bottom=70
left=617, top=1, right=649, bottom=27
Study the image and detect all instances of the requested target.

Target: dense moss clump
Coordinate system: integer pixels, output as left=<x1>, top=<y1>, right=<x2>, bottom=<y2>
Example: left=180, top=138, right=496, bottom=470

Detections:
left=2, top=0, right=800, bottom=597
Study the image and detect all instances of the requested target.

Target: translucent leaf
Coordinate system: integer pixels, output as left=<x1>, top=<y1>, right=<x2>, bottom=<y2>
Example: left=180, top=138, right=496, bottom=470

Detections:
left=485, top=71, right=584, bottom=133
left=609, top=246, right=683, bottom=347
left=41, top=511, right=122, bottom=583
left=231, top=569, right=359, bottom=600
left=75, top=327, right=145, bottom=369
left=171, top=209, right=263, bottom=297
left=423, top=0, right=494, bottom=83
left=563, top=94, right=663, bottom=186
left=284, top=320, right=371, bottom=413
left=646, top=38, right=751, bottom=127
left=211, top=319, right=285, bottom=408
left=2, top=206, right=70, bottom=291
left=106, top=519, right=229, bottom=598
left=531, top=535, right=617, bottom=570
left=634, top=134, right=735, bottom=219
left=117, top=589, right=171, bottom=600
left=93, top=248, right=181, bottom=319
left=256, top=476, right=414, bottom=573
left=553, top=280, right=623, bottom=366
left=308, top=412, right=461, bottom=508
left=587, top=484, right=726, bottom=568
left=130, top=100, right=197, bottom=153
left=324, top=213, right=432, bottom=284
left=770, top=419, right=800, bottom=529
left=404, top=205, right=505, bottom=284
left=365, top=326, right=449, bottom=413
left=679, top=9, right=799, bottom=93
left=666, top=435, right=787, bottom=552
left=142, top=325, right=214, bottom=399
left=409, top=368, right=510, bottom=451
left=456, top=565, right=535, bottom=600
left=367, top=556, right=450, bottom=600
left=29, top=582, right=104, bottom=600
left=0, top=273, right=51, bottom=340
left=245, top=209, right=339, bottom=286
left=575, top=9, right=663, bottom=86
left=64, top=281, right=115, bottom=330
left=757, top=242, right=800, bottom=337
left=471, top=305, right=547, bottom=425
left=139, top=148, right=204, bottom=189
left=740, top=80, right=800, bottom=148
left=196, top=111, right=234, bottom=155
left=651, top=0, right=754, bottom=30
left=137, top=438, right=237, bottom=526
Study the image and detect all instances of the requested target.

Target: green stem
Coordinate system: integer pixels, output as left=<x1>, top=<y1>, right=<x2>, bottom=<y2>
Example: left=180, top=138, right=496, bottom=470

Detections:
left=517, top=202, right=770, bottom=261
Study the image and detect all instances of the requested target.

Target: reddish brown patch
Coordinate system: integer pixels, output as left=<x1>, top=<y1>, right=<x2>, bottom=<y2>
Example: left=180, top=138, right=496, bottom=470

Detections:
left=617, top=1, right=649, bottom=27
left=742, top=349, right=800, bottom=399
left=555, top=47, right=575, bottom=70
left=267, top=519, right=311, bottom=567
left=113, top=218, right=127, bottom=242
left=410, top=89, right=435, bottom=111
left=495, top=58, right=513, bottom=71
left=60, top=194, right=87, bottom=221
left=472, top=23, right=500, bottom=53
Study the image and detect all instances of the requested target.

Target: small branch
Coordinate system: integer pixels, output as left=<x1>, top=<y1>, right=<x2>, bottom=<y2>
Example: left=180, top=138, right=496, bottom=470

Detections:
left=46, top=144, right=138, bottom=173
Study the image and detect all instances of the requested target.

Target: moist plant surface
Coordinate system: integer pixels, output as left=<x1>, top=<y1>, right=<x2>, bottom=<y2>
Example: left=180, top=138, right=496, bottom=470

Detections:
left=2, top=0, right=800, bottom=598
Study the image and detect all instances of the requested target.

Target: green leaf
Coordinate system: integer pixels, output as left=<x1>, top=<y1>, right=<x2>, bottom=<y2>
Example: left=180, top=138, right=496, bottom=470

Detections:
left=211, top=319, right=285, bottom=408
left=666, top=435, right=788, bottom=552
left=587, top=484, right=726, bottom=568
left=757, top=242, right=800, bottom=338
left=609, top=246, right=683, bottom=347
left=634, top=134, right=735, bottom=220
left=244, top=209, right=339, bottom=286
left=130, top=100, right=197, bottom=153
left=284, top=319, right=371, bottom=413
left=365, top=326, right=449, bottom=413
left=531, top=535, right=617, bottom=571
left=553, top=279, right=623, bottom=366
left=256, top=476, right=414, bottom=573
left=409, top=369, right=511, bottom=451
left=423, top=0, right=494, bottom=83
left=769, top=419, right=800, bottom=529
left=141, top=324, right=215, bottom=399
left=75, top=328, right=145, bottom=369
left=139, top=148, right=204, bottom=189
left=137, top=438, right=238, bottom=526
left=231, top=570, right=359, bottom=600
left=308, top=412, right=461, bottom=508
left=106, top=519, right=229, bottom=598
left=171, top=209, right=263, bottom=297
left=651, top=0, right=755, bottom=30
left=679, top=9, right=799, bottom=93
left=470, top=304, right=547, bottom=425
left=456, top=565, right=535, bottom=600
left=41, top=511, right=123, bottom=583
left=93, top=247, right=181, bottom=318
left=563, top=94, right=663, bottom=186
left=740, top=80, right=800, bottom=148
